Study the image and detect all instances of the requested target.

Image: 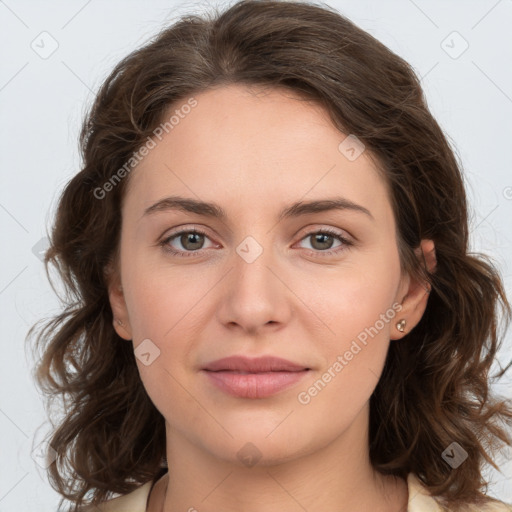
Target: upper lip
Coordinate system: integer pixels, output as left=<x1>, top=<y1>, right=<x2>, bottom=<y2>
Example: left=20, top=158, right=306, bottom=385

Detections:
left=202, top=355, right=309, bottom=373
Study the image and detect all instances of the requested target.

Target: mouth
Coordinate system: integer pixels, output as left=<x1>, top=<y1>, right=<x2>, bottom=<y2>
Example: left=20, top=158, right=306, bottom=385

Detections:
left=201, top=355, right=311, bottom=398
left=202, top=368, right=311, bottom=399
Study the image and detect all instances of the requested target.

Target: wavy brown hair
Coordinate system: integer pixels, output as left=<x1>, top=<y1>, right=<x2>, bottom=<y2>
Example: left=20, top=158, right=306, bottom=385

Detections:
left=26, top=0, right=512, bottom=510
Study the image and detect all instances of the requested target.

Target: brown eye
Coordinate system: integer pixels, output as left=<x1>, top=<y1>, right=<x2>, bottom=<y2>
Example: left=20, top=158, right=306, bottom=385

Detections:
left=178, top=232, right=205, bottom=251
left=160, top=228, right=214, bottom=258
left=297, top=228, right=353, bottom=257
left=309, top=232, right=336, bottom=250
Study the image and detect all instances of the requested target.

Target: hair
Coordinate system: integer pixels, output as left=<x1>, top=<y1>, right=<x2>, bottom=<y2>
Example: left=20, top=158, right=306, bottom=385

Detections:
left=26, top=0, right=512, bottom=510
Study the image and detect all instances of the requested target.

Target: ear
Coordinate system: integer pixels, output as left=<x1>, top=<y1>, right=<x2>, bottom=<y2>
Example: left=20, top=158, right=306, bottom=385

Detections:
left=104, top=260, right=133, bottom=340
left=391, top=239, right=436, bottom=340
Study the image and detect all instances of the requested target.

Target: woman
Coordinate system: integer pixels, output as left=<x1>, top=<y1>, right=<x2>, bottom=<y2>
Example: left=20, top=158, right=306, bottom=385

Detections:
left=28, top=0, right=512, bottom=510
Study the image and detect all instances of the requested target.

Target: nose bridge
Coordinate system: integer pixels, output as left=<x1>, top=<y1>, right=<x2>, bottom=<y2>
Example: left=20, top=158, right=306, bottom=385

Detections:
left=216, top=231, right=290, bottom=331
left=233, top=232, right=280, bottom=299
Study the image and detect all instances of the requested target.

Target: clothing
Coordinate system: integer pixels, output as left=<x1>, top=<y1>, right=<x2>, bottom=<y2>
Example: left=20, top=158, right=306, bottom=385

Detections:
left=87, top=472, right=512, bottom=511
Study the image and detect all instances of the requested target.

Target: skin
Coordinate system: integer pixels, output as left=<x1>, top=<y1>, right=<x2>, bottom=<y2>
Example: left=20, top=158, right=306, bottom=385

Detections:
left=108, top=84, right=436, bottom=512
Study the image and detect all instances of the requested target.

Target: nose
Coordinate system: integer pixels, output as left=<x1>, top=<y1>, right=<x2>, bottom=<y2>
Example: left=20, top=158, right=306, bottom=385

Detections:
left=215, top=237, right=293, bottom=334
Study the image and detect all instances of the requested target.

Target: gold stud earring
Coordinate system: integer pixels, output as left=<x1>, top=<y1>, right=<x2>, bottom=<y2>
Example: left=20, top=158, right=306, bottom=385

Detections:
left=396, top=319, right=406, bottom=333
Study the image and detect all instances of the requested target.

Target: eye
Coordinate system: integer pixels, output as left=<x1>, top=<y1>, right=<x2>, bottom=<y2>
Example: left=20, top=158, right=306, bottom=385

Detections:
left=296, top=228, right=353, bottom=257
left=159, top=227, right=216, bottom=258
left=159, top=226, right=353, bottom=259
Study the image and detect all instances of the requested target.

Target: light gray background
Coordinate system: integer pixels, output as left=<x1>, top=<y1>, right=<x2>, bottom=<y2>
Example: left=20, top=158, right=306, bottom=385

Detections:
left=1, top=0, right=511, bottom=510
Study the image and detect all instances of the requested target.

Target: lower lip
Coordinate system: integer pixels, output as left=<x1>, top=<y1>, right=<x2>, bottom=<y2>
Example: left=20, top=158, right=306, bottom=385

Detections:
left=202, top=370, right=310, bottom=398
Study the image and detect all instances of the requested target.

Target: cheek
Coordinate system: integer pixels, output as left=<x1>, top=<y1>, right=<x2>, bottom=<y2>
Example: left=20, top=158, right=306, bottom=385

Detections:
left=123, top=258, right=206, bottom=340
left=124, top=270, right=202, bottom=420
left=294, top=258, right=400, bottom=345
left=295, top=276, right=399, bottom=425
left=122, top=260, right=210, bottom=392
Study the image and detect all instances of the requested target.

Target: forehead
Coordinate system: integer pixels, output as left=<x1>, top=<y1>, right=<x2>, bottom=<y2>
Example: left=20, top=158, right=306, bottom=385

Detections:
left=123, top=84, right=391, bottom=223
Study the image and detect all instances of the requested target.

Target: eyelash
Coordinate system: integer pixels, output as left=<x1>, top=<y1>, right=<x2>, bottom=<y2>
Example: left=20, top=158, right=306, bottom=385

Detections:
left=159, top=226, right=353, bottom=259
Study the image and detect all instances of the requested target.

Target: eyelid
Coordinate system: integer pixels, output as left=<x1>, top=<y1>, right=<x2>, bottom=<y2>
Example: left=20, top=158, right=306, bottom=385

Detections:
left=161, top=224, right=212, bottom=238
left=295, top=224, right=354, bottom=242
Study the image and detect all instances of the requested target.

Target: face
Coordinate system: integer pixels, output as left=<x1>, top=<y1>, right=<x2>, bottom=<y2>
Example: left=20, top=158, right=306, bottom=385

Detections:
left=108, top=84, right=429, bottom=467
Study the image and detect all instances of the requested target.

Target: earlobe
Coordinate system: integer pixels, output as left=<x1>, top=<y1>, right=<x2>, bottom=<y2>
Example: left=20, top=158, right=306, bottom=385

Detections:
left=391, top=239, right=436, bottom=340
left=113, top=317, right=132, bottom=340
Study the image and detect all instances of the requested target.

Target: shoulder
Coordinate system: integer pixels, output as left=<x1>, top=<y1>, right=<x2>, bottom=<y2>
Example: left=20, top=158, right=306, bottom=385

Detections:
left=406, top=473, right=512, bottom=512
left=79, top=480, right=153, bottom=512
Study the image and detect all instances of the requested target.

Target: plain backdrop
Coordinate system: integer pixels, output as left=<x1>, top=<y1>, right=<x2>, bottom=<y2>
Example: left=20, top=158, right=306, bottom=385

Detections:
left=1, top=0, right=511, bottom=510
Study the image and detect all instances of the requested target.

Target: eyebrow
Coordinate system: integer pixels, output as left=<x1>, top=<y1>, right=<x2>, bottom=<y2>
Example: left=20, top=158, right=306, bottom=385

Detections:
left=141, top=195, right=374, bottom=222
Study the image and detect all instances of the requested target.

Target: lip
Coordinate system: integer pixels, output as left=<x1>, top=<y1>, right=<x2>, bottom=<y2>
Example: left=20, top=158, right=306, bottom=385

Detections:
left=202, top=355, right=309, bottom=373
left=203, top=369, right=310, bottom=398
left=201, top=355, right=311, bottom=399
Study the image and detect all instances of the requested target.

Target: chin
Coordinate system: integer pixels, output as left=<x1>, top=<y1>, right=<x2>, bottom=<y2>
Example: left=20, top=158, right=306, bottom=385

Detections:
left=201, top=427, right=317, bottom=468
